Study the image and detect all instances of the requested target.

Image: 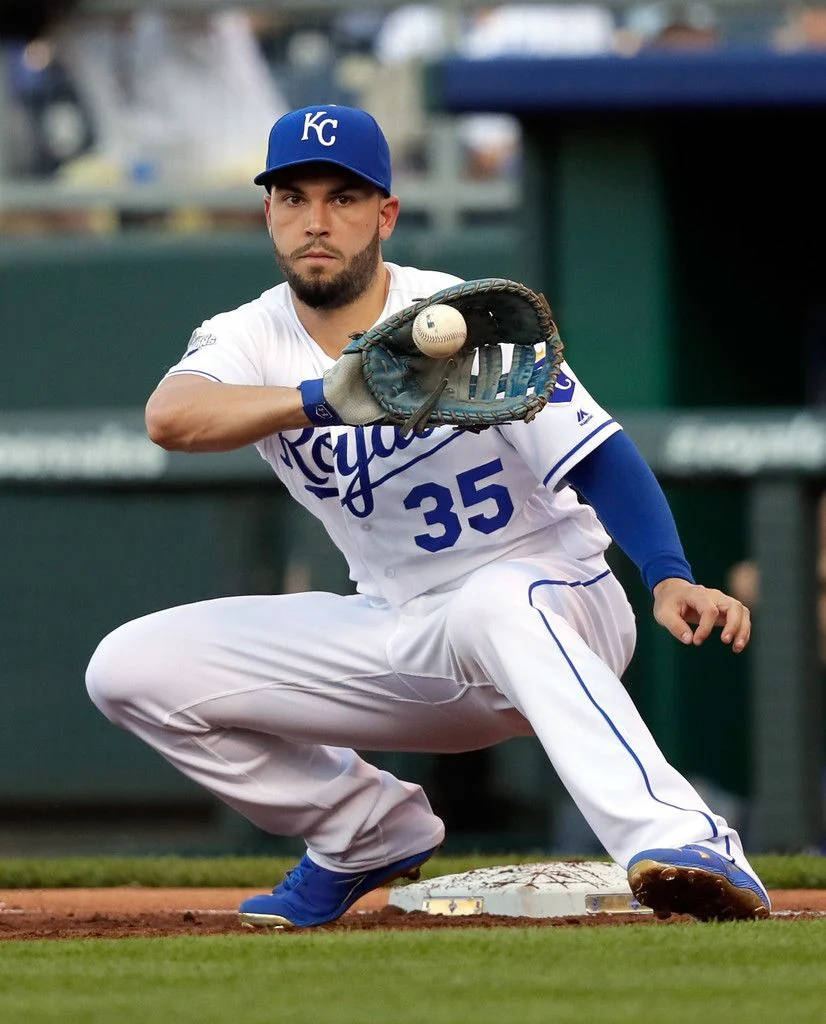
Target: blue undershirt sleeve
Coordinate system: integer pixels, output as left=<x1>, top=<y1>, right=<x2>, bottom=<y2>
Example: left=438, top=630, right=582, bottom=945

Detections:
left=564, top=431, right=694, bottom=592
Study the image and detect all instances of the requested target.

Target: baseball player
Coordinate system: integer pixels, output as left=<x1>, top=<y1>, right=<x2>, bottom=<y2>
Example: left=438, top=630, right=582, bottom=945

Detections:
left=86, top=105, right=770, bottom=927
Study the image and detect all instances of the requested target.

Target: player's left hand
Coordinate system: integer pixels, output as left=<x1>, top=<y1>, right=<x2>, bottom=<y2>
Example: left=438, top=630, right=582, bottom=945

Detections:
left=652, top=578, right=751, bottom=653
left=321, top=351, right=385, bottom=425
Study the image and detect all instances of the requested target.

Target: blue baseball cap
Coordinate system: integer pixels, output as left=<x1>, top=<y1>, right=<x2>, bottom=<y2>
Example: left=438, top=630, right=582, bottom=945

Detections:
left=254, top=105, right=391, bottom=194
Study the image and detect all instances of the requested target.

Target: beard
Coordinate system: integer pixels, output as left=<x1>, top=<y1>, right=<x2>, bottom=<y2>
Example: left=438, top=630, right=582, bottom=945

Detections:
left=274, top=231, right=382, bottom=310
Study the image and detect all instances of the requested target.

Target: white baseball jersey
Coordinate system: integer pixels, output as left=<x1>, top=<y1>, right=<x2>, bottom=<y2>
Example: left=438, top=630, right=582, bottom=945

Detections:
left=164, top=262, right=622, bottom=605
left=89, top=261, right=763, bottom=893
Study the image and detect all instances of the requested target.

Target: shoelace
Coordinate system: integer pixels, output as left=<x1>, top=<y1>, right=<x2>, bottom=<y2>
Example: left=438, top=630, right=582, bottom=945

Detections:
left=274, top=857, right=314, bottom=894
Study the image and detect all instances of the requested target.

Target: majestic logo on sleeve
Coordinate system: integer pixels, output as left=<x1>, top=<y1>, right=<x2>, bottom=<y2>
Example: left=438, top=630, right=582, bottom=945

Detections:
left=183, top=330, right=217, bottom=358
left=301, top=111, right=338, bottom=147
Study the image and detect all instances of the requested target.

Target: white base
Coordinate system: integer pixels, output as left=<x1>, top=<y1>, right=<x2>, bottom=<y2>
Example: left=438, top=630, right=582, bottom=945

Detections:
left=388, top=861, right=653, bottom=918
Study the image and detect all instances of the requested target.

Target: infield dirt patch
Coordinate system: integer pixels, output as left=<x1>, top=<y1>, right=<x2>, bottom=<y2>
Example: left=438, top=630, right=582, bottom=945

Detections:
left=0, top=888, right=823, bottom=940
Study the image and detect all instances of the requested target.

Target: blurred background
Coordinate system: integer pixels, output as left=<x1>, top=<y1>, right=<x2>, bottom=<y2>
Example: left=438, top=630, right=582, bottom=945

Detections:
left=0, top=0, right=824, bottom=860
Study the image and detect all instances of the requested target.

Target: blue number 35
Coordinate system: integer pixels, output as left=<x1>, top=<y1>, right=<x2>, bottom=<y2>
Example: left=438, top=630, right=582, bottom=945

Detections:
left=403, top=458, right=515, bottom=552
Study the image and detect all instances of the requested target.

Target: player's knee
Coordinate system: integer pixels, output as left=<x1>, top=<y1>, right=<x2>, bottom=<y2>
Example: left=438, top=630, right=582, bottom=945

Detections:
left=85, top=620, right=158, bottom=724
left=86, top=629, right=129, bottom=723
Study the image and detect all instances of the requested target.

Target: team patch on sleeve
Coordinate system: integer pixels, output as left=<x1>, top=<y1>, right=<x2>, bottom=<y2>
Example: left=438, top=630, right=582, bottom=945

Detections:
left=183, top=330, right=218, bottom=358
left=549, top=370, right=576, bottom=404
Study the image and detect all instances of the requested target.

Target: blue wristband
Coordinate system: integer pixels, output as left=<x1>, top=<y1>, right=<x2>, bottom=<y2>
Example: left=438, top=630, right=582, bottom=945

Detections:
left=299, top=378, right=342, bottom=427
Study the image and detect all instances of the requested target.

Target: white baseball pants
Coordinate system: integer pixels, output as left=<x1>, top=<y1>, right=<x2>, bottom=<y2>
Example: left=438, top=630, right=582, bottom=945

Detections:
left=86, top=551, right=756, bottom=877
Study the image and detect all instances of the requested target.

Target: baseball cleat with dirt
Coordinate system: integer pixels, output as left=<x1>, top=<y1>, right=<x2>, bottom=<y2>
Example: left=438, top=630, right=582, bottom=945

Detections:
left=627, top=844, right=770, bottom=921
left=238, top=846, right=439, bottom=928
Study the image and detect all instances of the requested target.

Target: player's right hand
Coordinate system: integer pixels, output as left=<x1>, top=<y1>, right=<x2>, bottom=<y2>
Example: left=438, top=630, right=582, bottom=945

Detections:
left=652, top=578, right=751, bottom=653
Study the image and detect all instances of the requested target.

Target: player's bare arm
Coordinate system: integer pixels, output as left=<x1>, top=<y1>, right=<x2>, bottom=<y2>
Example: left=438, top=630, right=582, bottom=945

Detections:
left=148, top=161, right=407, bottom=454
left=146, top=167, right=401, bottom=453
left=145, top=374, right=311, bottom=452
left=652, top=577, right=751, bottom=652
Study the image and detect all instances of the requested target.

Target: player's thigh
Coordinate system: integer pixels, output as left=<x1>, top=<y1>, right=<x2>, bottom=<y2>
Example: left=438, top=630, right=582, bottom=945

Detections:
left=85, top=591, right=394, bottom=720
left=445, top=552, right=636, bottom=679
left=372, top=593, right=535, bottom=753
left=86, top=590, right=528, bottom=752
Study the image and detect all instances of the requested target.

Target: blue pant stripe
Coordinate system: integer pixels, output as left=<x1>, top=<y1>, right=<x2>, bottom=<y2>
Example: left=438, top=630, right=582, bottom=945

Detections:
left=528, top=579, right=719, bottom=840
left=527, top=569, right=611, bottom=600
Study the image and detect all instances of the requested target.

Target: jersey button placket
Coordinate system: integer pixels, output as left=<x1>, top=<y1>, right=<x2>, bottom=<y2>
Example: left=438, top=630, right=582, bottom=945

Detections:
left=332, top=430, right=385, bottom=584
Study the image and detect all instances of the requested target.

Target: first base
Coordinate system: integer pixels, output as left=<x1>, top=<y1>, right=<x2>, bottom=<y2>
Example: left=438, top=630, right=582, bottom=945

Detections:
left=388, top=861, right=653, bottom=918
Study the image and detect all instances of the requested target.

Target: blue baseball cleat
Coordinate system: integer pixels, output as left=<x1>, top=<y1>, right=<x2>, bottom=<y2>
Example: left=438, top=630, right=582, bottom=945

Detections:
left=627, top=844, right=770, bottom=922
left=238, top=846, right=439, bottom=928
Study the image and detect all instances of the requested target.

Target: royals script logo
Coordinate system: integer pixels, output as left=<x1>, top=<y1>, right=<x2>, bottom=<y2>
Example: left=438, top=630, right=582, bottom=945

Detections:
left=278, top=425, right=465, bottom=518
left=277, top=369, right=574, bottom=517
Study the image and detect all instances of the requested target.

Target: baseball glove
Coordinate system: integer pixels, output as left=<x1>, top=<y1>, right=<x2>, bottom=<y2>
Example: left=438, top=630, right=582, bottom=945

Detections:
left=335, top=278, right=564, bottom=435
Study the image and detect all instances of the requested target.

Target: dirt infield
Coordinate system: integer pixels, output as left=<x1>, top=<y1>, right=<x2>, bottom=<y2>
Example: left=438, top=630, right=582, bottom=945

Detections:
left=1, top=888, right=824, bottom=940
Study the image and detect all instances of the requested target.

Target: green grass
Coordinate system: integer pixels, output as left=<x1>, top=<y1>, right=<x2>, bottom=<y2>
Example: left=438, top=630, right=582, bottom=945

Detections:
left=1, top=921, right=825, bottom=1024
left=0, top=853, right=546, bottom=889
left=1, top=853, right=824, bottom=890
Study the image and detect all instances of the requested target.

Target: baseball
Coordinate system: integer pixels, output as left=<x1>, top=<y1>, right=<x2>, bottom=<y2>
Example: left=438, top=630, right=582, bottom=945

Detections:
left=411, top=304, right=467, bottom=358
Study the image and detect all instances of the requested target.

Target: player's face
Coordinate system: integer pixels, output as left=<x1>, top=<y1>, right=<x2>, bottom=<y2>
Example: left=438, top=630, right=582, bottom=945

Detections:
left=264, top=167, right=399, bottom=309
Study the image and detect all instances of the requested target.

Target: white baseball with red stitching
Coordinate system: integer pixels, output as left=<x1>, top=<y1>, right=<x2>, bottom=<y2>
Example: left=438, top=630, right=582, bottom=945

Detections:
left=411, top=304, right=467, bottom=358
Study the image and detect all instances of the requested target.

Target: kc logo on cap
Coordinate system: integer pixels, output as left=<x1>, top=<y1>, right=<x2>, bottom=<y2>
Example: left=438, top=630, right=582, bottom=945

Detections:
left=301, top=111, right=338, bottom=148
left=254, top=104, right=392, bottom=194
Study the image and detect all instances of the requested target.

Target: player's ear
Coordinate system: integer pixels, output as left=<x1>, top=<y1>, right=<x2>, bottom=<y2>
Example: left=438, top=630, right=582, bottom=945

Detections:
left=263, top=191, right=273, bottom=239
left=378, top=194, right=400, bottom=241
